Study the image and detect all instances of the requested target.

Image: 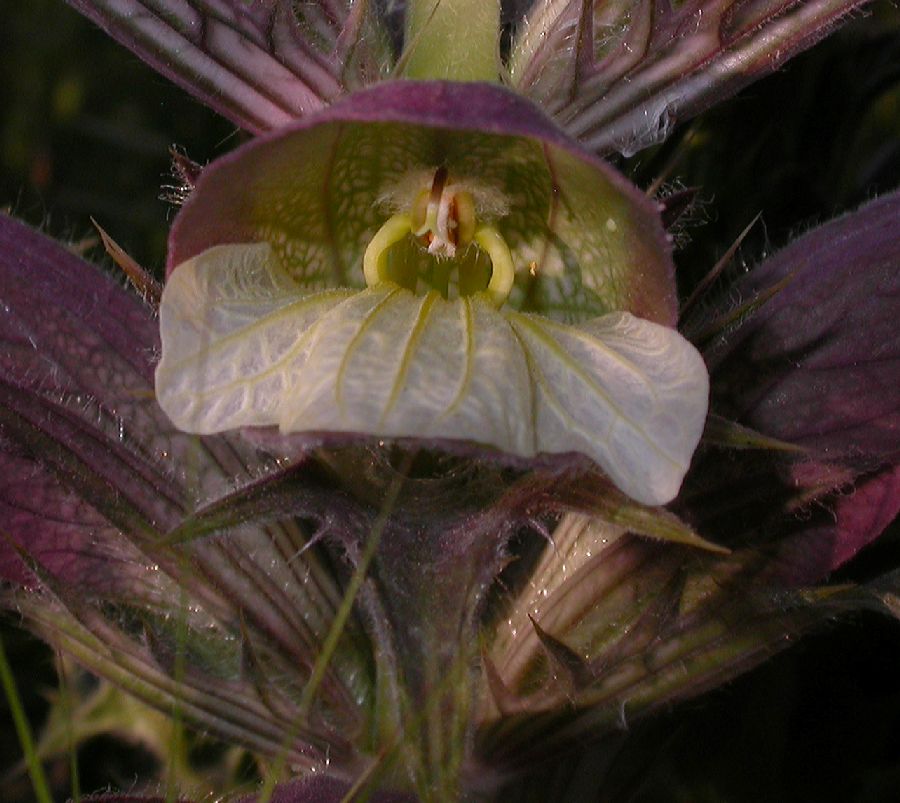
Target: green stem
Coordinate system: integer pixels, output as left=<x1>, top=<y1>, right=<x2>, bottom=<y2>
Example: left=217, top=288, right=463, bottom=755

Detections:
left=401, top=0, right=500, bottom=82
left=257, top=466, right=410, bottom=803
left=0, top=632, right=53, bottom=803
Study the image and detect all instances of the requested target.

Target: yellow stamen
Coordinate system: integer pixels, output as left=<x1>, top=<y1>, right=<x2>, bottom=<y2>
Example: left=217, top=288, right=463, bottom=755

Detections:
left=474, top=224, right=514, bottom=307
left=364, top=213, right=413, bottom=286
left=454, top=191, right=476, bottom=250
left=364, top=174, right=514, bottom=306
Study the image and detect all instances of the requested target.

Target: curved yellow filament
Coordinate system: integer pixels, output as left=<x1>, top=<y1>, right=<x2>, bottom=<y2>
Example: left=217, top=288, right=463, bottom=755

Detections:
left=364, top=203, right=514, bottom=307
left=455, top=191, right=476, bottom=250
left=363, top=213, right=413, bottom=287
left=474, top=224, right=514, bottom=307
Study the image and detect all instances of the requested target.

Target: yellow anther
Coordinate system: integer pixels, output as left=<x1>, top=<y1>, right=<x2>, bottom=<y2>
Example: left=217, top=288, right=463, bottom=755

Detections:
left=474, top=224, right=514, bottom=307
left=363, top=213, right=413, bottom=287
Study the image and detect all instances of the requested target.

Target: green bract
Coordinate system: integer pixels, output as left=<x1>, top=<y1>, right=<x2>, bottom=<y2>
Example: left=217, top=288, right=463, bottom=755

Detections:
left=156, top=82, right=709, bottom=506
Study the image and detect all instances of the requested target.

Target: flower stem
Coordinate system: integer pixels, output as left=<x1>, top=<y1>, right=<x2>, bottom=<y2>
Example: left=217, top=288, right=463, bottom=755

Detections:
left=401, top=0, right=500, bottom=82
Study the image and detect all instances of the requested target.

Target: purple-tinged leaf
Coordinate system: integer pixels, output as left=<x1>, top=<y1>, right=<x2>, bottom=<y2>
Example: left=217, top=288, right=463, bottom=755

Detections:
left=708, top=190, right=900, bottom=477
left=160, top=456, right=334, bottom=544
left=0, top=212, right=327, bottom=505
left=0, top=215, right=157, bottom=381
left=767, top=464, right=900, bottom=585
left=0, top=221, right=378, bottom=729
left=65, top=1, right=382, bottom=134
left=511, top=0, right=869, bottom=155
left=0, top=215, right=178, bottom=586
left=0, top=445, right=165, bottom=598
left=0, top=215, right=232, bottom=501
left=0, top=369, right=180, bottom=538
left=0, top=218, right=201, bottom=568
left=0, top=217, right=354, bottom=667
left=677, top=191, right=899, bottom=580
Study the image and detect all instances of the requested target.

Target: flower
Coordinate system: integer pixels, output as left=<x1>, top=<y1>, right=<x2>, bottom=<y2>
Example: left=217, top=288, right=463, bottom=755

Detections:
left=154, top=81, right=708, bottom=506
left=1, top=1, right=897, bottom=802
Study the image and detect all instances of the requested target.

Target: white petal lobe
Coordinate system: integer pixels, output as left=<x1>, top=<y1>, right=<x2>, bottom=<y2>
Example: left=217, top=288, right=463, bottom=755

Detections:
left=507, top=311, right=709, bottom=505
left=157, top=247, right=707, bottom=505
left=278, top=289, right=533, bottom=451
left=155, top=243, right=352, bottom=433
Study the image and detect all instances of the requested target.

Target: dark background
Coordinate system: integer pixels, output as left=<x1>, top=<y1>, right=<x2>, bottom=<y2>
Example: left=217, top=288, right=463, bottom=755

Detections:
left=1, top=2, right=899, bottom=800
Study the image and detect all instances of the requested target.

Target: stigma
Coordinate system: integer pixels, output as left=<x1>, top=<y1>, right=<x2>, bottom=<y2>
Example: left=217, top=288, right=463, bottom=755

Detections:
left=411, top=166, right=476, bottom=258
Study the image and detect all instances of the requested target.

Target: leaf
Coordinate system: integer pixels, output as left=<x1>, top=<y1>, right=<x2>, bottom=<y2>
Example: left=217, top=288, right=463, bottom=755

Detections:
left=0, top=215, right=264, bottom=506
left=0, top=215, right=186, bottom=587
left=767, top=464, right=900, bottom=585
left=529, top=615, right=595, bottom=688
left=17, top=591, right=332, bottom=772
left=490, top=514, right=680, bottom=698
left=708, top=190, right=900, bottom=476
left=480, top=509, right=866, bottom=768
left=0, top=436, right=168, bottom=598
left=702, top=413, right=803, bottom=452
left=680, top=191, right=900, bottom=578
left=65, top=0, right=387, bottom=133
left=511, top=0, right=869, bottom=156
left=160, top=456, right=337, bottom=545
left=0, top=216, right=261, bottom=555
